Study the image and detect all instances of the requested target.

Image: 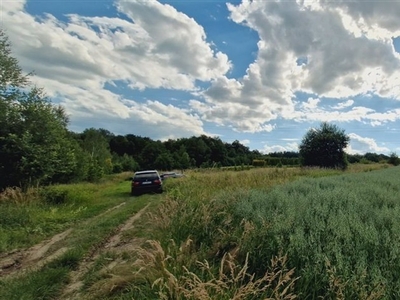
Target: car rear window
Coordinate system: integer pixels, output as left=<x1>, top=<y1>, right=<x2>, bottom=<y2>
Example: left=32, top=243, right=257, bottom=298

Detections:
left=134, top=173, right=158, bottom=179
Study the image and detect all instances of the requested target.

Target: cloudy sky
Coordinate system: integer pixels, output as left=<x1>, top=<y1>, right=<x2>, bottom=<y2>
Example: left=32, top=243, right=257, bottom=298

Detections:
left=3, top=0, right=400, bottom=154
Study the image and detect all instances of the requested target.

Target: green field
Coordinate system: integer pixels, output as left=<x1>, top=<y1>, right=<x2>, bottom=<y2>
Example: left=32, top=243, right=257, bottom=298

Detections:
left=1, top=164, right=400, bottom=299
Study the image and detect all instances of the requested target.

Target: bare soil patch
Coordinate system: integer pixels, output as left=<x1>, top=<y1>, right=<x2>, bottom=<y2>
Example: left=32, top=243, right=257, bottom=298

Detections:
left=0, top=229, right=72, bottom=277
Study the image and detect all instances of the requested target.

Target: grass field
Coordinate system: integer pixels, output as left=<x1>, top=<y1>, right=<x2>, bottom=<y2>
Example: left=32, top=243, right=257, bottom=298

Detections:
left=1, top=164, right=399, bottom=299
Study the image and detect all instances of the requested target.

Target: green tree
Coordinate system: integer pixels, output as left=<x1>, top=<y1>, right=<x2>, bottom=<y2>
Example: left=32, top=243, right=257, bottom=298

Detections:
left=388, top=152, right=400, bottom=166
left=176, top=145, right=190, bottom=171
left=0, top=30, right=78, bottom=189
left=112, top=153, right=139, bottom=173
left=80, top=128, right=113, bottom=176
left=185, top=137, right=210, bottom=167
left=299, top=122, right=349, bottom=169
left=154, top=152, right=174, bottom=170
left=139, top=141, right=166, bottom=169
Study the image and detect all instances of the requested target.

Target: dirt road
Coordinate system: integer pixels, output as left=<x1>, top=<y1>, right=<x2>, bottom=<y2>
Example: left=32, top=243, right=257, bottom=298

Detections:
left=0, top=202, right=150, bottom=299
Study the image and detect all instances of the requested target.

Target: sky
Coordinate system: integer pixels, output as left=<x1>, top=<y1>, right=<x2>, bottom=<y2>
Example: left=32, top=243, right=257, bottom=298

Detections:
left=2, top=0, right=400, bottom=155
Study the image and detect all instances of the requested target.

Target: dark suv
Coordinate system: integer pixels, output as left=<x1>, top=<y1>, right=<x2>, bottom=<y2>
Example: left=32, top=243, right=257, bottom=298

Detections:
left=131, top=170, right=163, bottom=196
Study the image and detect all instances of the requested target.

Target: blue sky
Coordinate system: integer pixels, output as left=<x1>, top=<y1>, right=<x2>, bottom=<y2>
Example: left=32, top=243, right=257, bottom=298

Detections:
left=3, top=0, right=400, bottom=154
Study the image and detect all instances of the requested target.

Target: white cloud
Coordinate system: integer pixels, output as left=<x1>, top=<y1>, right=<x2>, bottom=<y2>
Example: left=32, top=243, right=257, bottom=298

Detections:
left=116, top=0, right=231, bottom=84
left=302, top=98, right=320, bottom=110
left=3, top=0, right=400, bottom=150
left=2, top=0, right=232, bottom=138
left=282, top=100, right=400, bottom=126
left=318, top=0, right=400, bottom=39
left=228, top=0, right=400, bottom=99
left=189, top=0, right=400, bottom=135
left=261, top=142, right=299, bottom=154
left=331, top=100, right=354, bottom=110
left=347, top=133, right=390, bottom=154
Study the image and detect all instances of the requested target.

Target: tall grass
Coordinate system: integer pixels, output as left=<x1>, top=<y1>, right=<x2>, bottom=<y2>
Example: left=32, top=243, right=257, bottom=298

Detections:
left=0, top=174, right=133, bottom=253
left=123, top=165, right=400, bottom=299
left=0, top=173, right=154, bottom=300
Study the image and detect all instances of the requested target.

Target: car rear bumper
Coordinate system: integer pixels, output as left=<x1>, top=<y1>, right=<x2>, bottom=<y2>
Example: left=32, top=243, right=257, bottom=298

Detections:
left=131, top=185, right=163, bottom=195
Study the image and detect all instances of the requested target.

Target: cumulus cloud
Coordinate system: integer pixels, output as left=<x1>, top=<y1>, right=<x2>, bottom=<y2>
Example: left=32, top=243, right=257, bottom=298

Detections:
left=2, top=0, right=231, bottom=138
left=317, top=0, right=400, bottom=38
left=280, top=99, right=400, bottom=126
left=261, top=142, right=299, bottom=154
left=4, top=0, right=400, bottom=148
left=331, top=100, right=354, bottom=110
left=188, top=0, right=400, bottom=134
left=347, top=133, right=390, bottom=154
left=228, top=0, right=400, bottom=99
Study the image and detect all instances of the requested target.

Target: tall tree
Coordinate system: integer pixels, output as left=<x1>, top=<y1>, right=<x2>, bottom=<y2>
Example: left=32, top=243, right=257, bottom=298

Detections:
left=299, top=122, right=349, bottom=169
left=0, top=30, right=78, bottom=189
left=139, top=141, right=166, bottom=169
left=80, top=128, right=113, bottom=177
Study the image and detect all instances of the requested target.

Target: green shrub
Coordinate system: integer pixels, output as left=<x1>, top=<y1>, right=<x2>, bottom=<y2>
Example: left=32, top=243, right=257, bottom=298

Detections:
left=40, top=187, right=69, bottom=205
left=112, top=163, right=123, bottom=173
left=0, top=204, right=33, bottom=227
left=388, top=153, right=400, bottom=166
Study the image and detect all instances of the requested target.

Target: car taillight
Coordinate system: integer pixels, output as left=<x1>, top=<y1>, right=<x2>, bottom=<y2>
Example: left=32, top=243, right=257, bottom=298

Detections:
left=154, top=179, right=161, bottom=184
left=133, top=182, right=140, bottom=186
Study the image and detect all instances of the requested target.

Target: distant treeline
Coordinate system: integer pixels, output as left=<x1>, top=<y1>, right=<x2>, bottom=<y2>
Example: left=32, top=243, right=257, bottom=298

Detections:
left=72, top=128, right=394, bottom=175
left=1, top=122, right=394, bottom=190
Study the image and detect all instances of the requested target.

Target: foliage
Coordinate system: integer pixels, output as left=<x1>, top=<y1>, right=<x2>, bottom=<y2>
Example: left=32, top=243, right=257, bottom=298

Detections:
left=0, top=31, right=81, bottom=189
left=299, top=122, right=349, bottom=169
left=388, top=152, right=400, bottom=166
left=252, top=159, right=266, bottom=167
left=112, top=153, right=139, bottom=173
left=154, top=152, right=175, bottom=170
left=0, top=30, right=29, bottom=93
left=79, top=128, right=113, bottom=175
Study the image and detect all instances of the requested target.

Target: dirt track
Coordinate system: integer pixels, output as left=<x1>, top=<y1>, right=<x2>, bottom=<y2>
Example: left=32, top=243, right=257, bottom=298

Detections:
left=59, top=204, right=149, bottom=299
left=0, top=202, right=149, bottom=299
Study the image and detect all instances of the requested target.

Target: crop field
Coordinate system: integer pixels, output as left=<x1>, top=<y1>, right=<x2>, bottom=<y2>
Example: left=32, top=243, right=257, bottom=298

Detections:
left=1, top=164, right=399, bottom=299
left=117, top=165, right=400, bottom=299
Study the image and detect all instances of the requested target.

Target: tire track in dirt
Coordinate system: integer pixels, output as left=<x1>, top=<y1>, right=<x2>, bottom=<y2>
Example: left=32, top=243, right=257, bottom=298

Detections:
left=0, top=202, right=127, bottom=279
left=59, top=204, right=149, bottom=300
left=0, top=229, right=73, bottom=277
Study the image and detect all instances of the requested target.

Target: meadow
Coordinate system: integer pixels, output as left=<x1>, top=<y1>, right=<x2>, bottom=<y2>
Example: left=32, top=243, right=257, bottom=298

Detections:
left=1, top=164, right=399, bottom=299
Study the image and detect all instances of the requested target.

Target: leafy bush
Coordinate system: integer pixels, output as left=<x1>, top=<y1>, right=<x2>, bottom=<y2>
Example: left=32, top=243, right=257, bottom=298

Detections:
left=40, top=187, right=69, bottom=205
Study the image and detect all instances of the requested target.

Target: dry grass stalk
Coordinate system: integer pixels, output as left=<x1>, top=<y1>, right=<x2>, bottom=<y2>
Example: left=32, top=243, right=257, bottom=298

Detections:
left=325, top=259, right=385, bottom=300
left=132, top=239, right=298, bottom=300
left=0, top=186, right=38, bottom=204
